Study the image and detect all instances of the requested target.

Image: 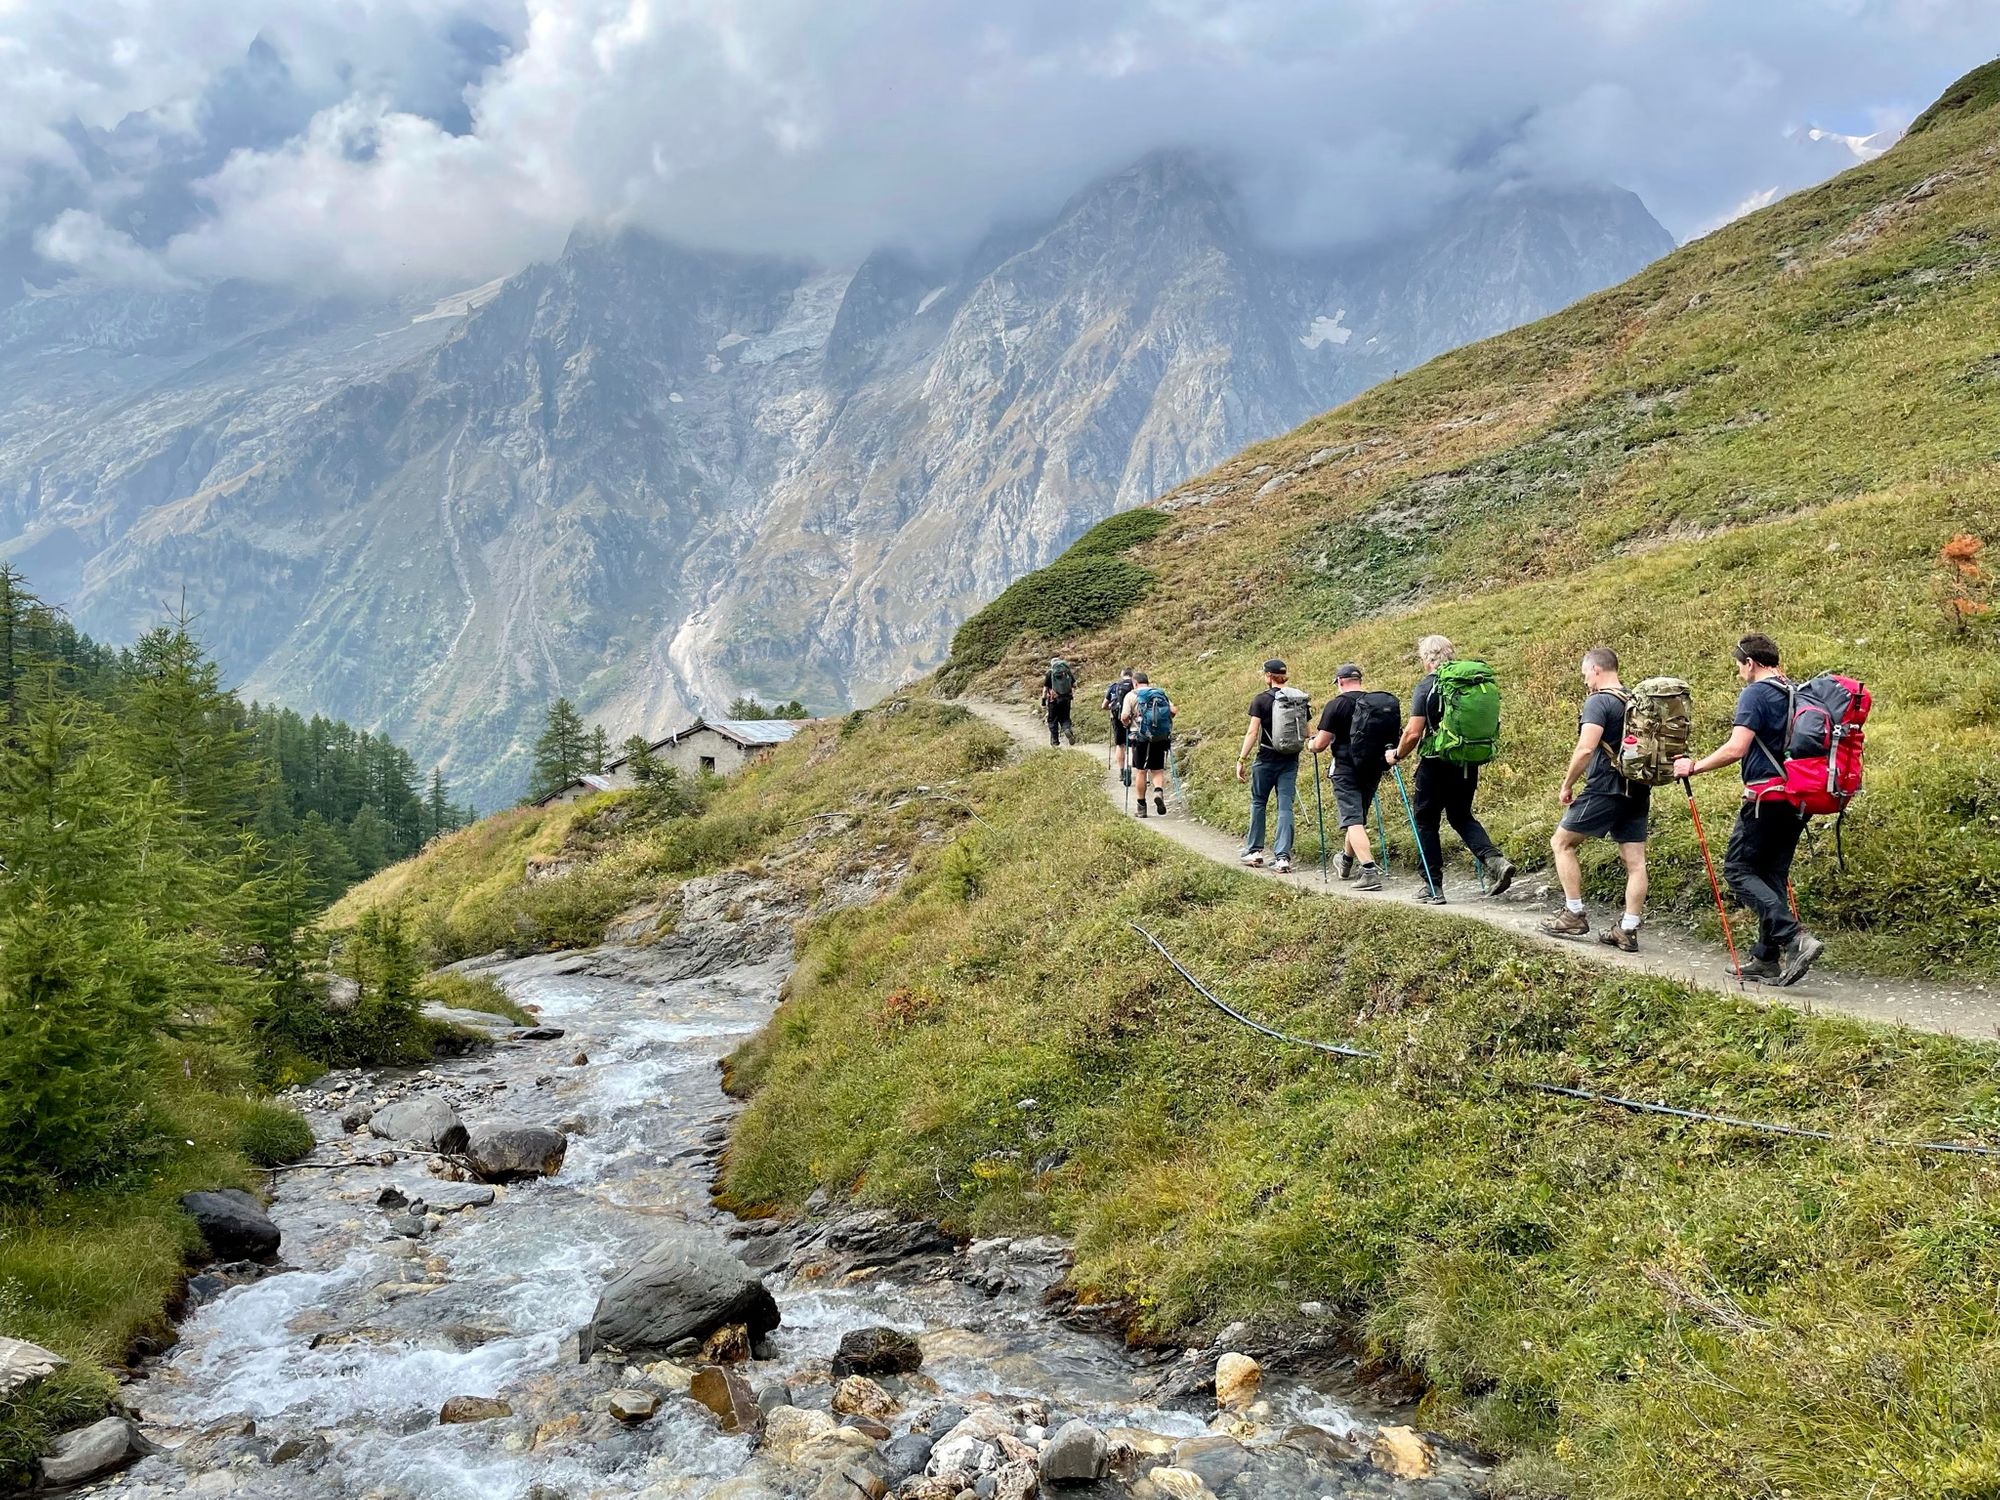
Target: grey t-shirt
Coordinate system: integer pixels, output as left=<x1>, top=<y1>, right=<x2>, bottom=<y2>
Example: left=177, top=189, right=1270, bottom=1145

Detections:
left=1580, top=689, right=1648, bottom=803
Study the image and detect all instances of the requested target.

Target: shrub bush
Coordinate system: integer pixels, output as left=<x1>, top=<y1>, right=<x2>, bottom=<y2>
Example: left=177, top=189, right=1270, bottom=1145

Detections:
left=231, top=1101, right=315, bottom=1166
left=944, top=555, right=1155, bottom=681
left=1064, top=507, right=1171, bottom=557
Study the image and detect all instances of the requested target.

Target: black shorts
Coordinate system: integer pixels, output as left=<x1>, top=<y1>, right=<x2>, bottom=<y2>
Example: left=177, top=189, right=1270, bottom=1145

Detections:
left=1132, top=738, right=1170, bottom=772
left=1559, top=790, right=1650, bottom=845
left=1330, top=760, right=1386, bottom=827
left=1110, top=715, right=1129, bottom=746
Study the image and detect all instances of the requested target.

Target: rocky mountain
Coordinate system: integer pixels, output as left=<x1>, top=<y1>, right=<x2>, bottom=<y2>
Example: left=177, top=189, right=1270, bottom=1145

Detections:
left=0, top=153, right=1673, bottom=801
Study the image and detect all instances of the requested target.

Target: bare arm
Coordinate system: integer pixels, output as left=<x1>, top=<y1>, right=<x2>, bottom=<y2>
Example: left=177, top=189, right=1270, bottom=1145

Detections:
left=1389, top=714, right=1424, bottom=764
left=1559, top=723, right=1603, bottom=803
left=1307, top=728, right=1334, bottom=754
left=1236, top=717, right=1261, bottom=782
left=1676, top=726, right=1755, bottom=780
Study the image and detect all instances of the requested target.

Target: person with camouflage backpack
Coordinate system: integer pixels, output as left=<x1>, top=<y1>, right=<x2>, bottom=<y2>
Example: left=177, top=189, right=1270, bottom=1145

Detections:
left=1540, top=646, right=1667, bottom=951
left=1385, top=634, right=1517, bottom=904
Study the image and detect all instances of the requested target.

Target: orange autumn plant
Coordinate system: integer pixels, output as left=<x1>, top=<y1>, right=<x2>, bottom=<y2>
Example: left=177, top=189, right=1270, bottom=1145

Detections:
left=1938, top=532, right=1992, bottom=631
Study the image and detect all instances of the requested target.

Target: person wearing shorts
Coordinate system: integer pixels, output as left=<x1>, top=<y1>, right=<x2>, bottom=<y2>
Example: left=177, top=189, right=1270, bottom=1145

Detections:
left=1103, top=669, right=1135, bottom=780
left=1541, top=646, right=1649, bottom=950
left=1120, top=671, right=1174, bottom=817
left=1307, top=663, right=1387, bottom=890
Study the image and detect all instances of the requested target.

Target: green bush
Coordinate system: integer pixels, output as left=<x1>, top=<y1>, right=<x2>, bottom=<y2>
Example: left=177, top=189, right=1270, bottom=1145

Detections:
left=231, top=1101, right=314, bottom=1166
left=945, top=554, right=1155, bottom=681
left=419, top=971, right=532, bottom=1024
left=1065, top=507, right=1171, bottom=557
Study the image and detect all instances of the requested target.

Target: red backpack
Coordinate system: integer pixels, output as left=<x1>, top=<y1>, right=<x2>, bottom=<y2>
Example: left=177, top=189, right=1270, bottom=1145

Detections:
left=1749, top=674, right=1871, bottom=864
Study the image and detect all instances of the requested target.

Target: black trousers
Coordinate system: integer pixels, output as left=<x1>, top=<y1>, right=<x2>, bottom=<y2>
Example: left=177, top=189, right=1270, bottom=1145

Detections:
left=1045, top=698, right=1074, bottom=745
left=1411, top=758, right=1502, bottom=890
left=1723, top=799, right=1807, bottom=958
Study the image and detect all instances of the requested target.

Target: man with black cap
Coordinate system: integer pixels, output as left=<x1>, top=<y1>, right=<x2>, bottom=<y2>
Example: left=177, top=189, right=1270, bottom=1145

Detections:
left=1236, top=658, right=1309, bottom=873
left=1308, top=662, right=1396, bottom=891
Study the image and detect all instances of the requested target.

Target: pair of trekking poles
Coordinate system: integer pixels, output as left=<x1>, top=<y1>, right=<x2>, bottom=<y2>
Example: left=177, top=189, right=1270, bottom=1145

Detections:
left=1307, top=748, right=1439, bottom=896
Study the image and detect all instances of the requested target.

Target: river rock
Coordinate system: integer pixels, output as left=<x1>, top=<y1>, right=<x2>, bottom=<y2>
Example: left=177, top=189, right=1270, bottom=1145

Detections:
left=0, top=1336, right=65, bottom=1401
left=1040, top=1419, right=1108, bottom=1485
left=440, top=1395, right=513, bottom=1423
left=272, top=1435, right=328, bottom=1465
left=1172, top=1434, right=1250, bottom=1488
left=831, top=1375, right=899, bottom=1420
left=1368, top=1424, right=1434, bottom=1478
left=689, top=1365, right=763, bottom=1435
left=702, top=1322, right=751, bottom=1363
left=831, top=1326, right=923, bottom=1377
left=761, top=1405, right=838, bottom=1463
left=992, top=1460, right=1039, bottom=1500
left=40, top=1416, right=159, bottom=1487
left=812, top=1465, right=887, bottom=1500
left=1212, top=1352, right=1260, bottom=1410
left=1135, top=1469, right=1214, bottom=1500
left=581, top=1227, right=780, bottom=1359
left=609, top=1388, right=659, bottom=1422
left=178, top=1189, right=281, bottom=1262
left=368, top=1098, right=470, bottom=1153
left=466, top=1125, right=568, bottom=1181
left=927, top=1409, right=1011, bottom=1477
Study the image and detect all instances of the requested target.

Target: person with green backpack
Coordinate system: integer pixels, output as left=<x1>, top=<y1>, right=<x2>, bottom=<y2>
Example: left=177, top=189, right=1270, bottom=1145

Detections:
left=1041, top=657, right=1077, bottom=748
left=1386, top=634, right=1517, bottom=904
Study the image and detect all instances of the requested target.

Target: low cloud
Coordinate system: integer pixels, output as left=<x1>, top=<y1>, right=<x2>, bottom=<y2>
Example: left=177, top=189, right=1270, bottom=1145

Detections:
left=5, top=1, right=1995, bottom=293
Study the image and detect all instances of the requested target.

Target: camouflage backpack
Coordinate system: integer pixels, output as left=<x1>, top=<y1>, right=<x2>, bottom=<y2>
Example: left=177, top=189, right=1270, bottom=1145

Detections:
left=1607, top=677, right=1693, bottom=787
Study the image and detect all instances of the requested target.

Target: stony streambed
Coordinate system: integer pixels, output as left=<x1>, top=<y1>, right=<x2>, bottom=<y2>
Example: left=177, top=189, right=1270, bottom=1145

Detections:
left=76, top=937, right=1487, bottom=1500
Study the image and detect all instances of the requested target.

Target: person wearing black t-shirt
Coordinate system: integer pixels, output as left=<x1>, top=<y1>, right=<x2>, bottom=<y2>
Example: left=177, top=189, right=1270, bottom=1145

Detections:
left=1673, top=632, right=1823, bottom=988
left=1235, top=659, right=1300, bottom=872
left=1306, top=662, right=1388, bottom=890
left=1541, top=646, right=1649, bottom=950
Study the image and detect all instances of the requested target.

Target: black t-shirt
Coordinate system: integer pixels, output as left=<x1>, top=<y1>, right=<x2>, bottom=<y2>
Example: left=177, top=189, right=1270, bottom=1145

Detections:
left=1734, top=677, right=1793, bottom=784
left=1580, top=689, right=1648, bottom=803
left=1316, top=694, right=1356, bottom=763
left=1409, top=674, right=1440, bottom=739
left=1248, top=689, right=1300, bottom=765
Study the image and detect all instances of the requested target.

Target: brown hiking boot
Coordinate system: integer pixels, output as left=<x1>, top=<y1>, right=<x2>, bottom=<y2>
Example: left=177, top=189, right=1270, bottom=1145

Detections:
left=1540, top=909, right=1591, bottom=941
left=1598, top=926, right=1639, bottom=954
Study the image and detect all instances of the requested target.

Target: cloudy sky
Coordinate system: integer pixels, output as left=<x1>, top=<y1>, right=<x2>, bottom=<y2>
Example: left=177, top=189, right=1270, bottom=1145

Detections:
left=3, top=0, right=1993, bottom=293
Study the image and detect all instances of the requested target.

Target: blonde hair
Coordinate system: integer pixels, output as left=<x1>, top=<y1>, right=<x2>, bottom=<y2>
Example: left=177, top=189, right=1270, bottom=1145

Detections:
left=1417, top=634, right=1455, bottom=669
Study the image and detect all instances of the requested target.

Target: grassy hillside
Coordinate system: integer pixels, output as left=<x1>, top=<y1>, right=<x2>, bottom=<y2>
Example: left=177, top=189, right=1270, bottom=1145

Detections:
left=947, top=72, right=2000, bottom=976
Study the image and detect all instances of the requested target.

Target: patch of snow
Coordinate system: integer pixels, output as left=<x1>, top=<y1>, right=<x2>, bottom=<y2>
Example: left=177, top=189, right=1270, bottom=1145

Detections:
left=705, top=355, right=724, bottom=374
left=1299, top=310, right=1353, bottom=350
left=915, top=285, right=949, bottom=316
left=411, top=276, right=508, bottom=325
left=668, top=391, right=684, bottom=403
left=715, top=332, right=749, bottom=351
left=738, top=269, right=856, bottom=366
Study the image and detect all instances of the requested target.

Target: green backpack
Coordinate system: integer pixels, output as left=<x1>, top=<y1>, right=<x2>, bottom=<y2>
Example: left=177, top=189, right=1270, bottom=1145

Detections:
left=1421, top=659, right=1501, bottom=765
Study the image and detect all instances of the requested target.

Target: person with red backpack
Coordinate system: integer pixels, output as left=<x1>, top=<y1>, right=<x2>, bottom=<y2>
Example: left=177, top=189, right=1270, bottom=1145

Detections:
left=1674, top=632, right=1863, bottom=988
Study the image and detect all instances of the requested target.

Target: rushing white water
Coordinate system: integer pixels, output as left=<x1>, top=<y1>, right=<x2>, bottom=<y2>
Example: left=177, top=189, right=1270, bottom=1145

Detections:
left=92, top=946, right=1478, bottom=1499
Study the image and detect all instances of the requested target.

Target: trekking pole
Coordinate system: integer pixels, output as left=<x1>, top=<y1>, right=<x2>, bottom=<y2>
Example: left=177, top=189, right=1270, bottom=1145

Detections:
left=1391, top=765, right=1440, bottom=900
left=1682, top=777, right=1743, bottom=979
left=1374, top=793, right=1391, bottom=876
left=1311, top=749, right=1330, bottom=886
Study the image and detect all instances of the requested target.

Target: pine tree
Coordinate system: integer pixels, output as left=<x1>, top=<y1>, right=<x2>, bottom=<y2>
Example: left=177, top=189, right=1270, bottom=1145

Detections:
left=588, top=724, right=609, bottom=776
left=529, top=697, right=588, bottom=800
left=426, top=768, right=451, bottom=842
left=115, top=609, right=258, bottom=838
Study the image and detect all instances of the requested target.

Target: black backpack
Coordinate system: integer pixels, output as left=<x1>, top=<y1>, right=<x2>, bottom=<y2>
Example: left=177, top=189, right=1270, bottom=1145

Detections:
left=1345, top=690, right=1403, bottom=764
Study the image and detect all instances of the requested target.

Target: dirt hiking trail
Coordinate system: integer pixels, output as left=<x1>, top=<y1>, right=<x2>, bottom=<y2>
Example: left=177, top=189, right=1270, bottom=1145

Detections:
left=964, top=697, right=2000, bottom=1039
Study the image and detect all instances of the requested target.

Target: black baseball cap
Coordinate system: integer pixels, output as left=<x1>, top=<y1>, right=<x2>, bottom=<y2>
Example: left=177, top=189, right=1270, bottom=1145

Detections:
left=1264, top=658, right=1287, bottom=675
left=1335, top=662, right=1363, bottom=681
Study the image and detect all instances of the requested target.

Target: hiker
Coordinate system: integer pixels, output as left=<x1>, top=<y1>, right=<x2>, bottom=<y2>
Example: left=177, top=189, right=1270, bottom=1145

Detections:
left=1306, top=662, right=1398, bottom=891
left=1673, top=633, right=1825, bottom=987
left=1237, top=659, right=1311, bottom=873
left=1385, top=634, right=1517, bottom=903
left=1541, top=646, right=1649, bottom=951
left=1042, top=657, right=1076, bottom=747
left=1121, top=671, right=1175, bottom=818
left=1103, top=667, right=1136, bottom=784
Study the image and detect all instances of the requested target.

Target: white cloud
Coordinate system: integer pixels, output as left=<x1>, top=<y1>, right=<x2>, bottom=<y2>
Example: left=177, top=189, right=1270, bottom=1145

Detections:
left=34, top=209, right=192, bottom=289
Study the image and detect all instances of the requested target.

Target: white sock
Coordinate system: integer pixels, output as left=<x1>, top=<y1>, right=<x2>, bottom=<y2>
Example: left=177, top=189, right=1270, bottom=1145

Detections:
left=1621, top=913, right=1642, bottom=932
left=1566, top=898, right=1585, bottom=915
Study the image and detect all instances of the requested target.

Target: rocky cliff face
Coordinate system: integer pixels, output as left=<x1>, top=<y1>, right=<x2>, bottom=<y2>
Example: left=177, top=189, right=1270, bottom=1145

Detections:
left=0, top=154, right=1673, bottom=802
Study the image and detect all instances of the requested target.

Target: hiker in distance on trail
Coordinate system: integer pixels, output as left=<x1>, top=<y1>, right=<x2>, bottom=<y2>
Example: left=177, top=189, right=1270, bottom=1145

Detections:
left=1675, top=633, right=1834, bottom=988
left=1041, top=656, right=1077, bottom=748
left=1541, top=646, right=1653, bottom=951
left=1238, top=658, right=1312, bottom=874
left=1121, top=671, right=1175, bottom=818
left=1102, top=666, right=1136, bottom=786
left=1306, top=663, right=1400, bottom=891
left=1385, top=634, right=1517, bottom=903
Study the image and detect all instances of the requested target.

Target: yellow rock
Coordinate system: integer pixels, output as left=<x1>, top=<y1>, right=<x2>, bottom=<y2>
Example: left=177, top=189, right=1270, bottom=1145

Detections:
left=1369, top=1424, right=1435, bottom=1479
left=1213, top=1352, right=1261, bottom=1410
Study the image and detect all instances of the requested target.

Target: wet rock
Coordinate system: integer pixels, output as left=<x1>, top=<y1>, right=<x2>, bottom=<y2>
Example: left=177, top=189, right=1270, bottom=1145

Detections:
left=570, top=1052, right=590, bottom=1066
left=466, top=1124, right=569, bottom=1182
left=376, top=1186, right=410, bottom=1209
left=1278, top=1424, right=1353, bottom=1464
left=689, top=1365, right=763, bottom=1435
left=831, top=1326, right=924, bottom=1377
left=644, top=1359, right=695, bottom=1393
left=921, top=1402, right=968, bottom=1436
left=991, top=1461, right=1038, bottom=1500
left=271, top=1435, right=327, bottom=1465
left=384, top=1212, right=427, bottom=1239
left=368, top=1099, right=470, bottom=1154
left=533, top=1414, right=583, bottom=1449
left=702, top=1322, right=752, bottom=1363
left=832, top=1375, right=899, bottom=1420
left=179, top=1189, right=280, bottom=1262
left=1368, top=1424, right=1434, bottom=1479
left=609, top=1389, right=659, bottom=1422
left=812, top=1464, right=888, bottom=1500
left=515, top=1026, right=567, bottom=1040
left=1134, top=1468, right=1214, bottom=1500
left=878, top=1433, right=934, bottom=1484
left=1040, top=1419, right=1107, bottom=1485
left=40, top=1416, right=159, bottom=1487
left=1212, top=1352, right=1260, bottom=1410
left=581, top=1227, right=780, bottom=1360
left=0, top=1336, right=65, bottom=1401
left=1172, top=1434, right=1249, bottom=1489
left=755, top=1381, right=790, bottom=1415
left=439, top=1395, right=513, bottom=1423
left=761, top=1405, right=839, bottom=1463
left=426, top=1182, right=497, bottom=1211
left=928, top=1409, right=1012, bottom=1477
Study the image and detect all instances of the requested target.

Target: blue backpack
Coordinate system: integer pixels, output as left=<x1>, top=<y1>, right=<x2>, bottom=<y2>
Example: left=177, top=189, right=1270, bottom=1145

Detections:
left=1131, top=686, right=1173, bottom=741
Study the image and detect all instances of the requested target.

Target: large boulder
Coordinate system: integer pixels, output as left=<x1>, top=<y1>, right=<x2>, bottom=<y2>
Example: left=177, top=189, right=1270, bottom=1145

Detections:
left=368, top=1099, right=469, bottom=1154
left=1041, top=1419, right=1109, bottom=1485
left=0, top=1337, right=65, bottom=1402
left=178, top=1189, right=280, bottom=1262
left=830, top=1325, right=923, bottom=1377
left=465, top=1125, right=567, bottom=1182
left=40, top=1417, right=159, bottom=1487
left=580, top=1228, right=779, bottom=1360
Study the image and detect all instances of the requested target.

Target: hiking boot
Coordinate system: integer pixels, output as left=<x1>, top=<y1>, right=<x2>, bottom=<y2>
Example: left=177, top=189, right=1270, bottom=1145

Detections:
left=1136, top=801, right=1148, bottom=818
left=1240, top=851, right=1266, bottom=868
left=1484, top=856, right=1518, bottom=897
left=1417, top=889, right=1448, bottom=905
left=1731, top=955, right=1782, bottom=984
left=1777, top=933, right=1825, bottom=988
left=1598, top=926, right=1639, bottom=954
left=1153, top=791, right=1167, bottom=815
left=1336, top=852, right=1357, bottom=881
left=1540, top=909, right=1590, bottom=941
left=1354, top=864, right=1383, bottom=892
left=1273, top=858, right=1294, bottom=875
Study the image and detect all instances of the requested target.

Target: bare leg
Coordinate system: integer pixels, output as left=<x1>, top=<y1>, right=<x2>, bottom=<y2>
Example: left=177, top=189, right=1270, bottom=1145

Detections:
left=1551, top=827, right=1585, bottom=902
left=1617, top=841, right=1649, bottom=919
left=1344, top=823, right=1375, bottom=865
